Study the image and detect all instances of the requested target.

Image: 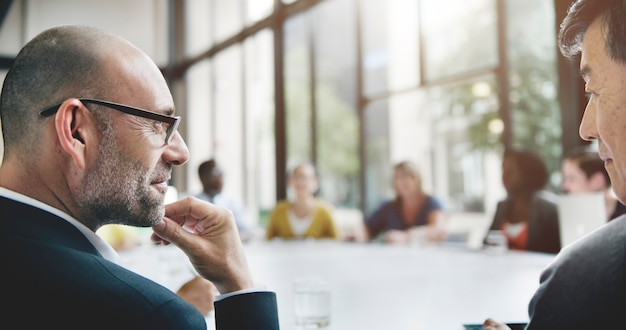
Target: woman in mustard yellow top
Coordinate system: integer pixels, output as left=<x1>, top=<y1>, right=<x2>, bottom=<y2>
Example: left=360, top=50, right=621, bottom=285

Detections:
left=265, top=162, right=339, bottom=240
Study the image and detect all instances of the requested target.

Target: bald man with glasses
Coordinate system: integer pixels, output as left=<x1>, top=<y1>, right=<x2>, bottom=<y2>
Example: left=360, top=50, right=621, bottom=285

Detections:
left=0, top=26, right=278, bottom=329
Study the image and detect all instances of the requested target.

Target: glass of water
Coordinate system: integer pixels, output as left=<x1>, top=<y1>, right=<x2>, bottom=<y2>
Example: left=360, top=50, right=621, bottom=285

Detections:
left=293, top=277, right=331, bottom=329
left=484, top=230, right=508, bottom=254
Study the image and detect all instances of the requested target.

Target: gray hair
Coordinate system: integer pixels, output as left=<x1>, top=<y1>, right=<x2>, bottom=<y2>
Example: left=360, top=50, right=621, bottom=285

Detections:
left=559, top=0, right=626, bottom=63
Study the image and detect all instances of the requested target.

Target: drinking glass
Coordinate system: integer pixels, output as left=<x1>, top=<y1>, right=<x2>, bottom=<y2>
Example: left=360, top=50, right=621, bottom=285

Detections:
left=293, top=277, right=331, bottom=329
left=484, top=230, right=508, bottom=254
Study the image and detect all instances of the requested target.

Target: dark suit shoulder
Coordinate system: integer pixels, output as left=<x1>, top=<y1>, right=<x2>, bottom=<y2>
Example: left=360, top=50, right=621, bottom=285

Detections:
left=527, top=216, right=626, bottom=329
left=0, top=198, right=206, bottom=329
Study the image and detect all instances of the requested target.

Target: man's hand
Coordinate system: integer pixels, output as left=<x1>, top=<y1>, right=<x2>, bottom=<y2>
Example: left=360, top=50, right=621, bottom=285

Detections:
left=151, top=197, right=255, bottom=294
left=383, top=229, right=410, bottom=244
left=483, top=318, right=512, bottom=330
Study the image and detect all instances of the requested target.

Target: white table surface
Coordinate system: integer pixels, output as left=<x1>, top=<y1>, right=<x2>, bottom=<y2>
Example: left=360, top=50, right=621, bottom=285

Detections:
left=118, top=239, right=556, bottom=330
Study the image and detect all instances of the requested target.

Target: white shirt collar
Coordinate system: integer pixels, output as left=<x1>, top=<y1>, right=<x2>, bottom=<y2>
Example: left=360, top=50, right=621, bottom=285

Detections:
left=0, top=187, right=120, bottom=263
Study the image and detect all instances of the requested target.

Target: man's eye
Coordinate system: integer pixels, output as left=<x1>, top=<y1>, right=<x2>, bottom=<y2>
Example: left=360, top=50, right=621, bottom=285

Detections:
left=153, top=120, right=167, bottom=134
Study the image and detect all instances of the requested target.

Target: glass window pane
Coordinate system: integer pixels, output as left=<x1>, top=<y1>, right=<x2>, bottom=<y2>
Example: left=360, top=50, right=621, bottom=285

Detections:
left=17, top=0, right=169, bottom=65
left=361, top=0, right=419, bottom=97
left=246, top=0, right=274, bottom=23
left=427, top=76, right=502, bottom=213
left=215, top=0, right=243, bottom=43
left=185, top=0, right=213, bottom=56
left=364, top=99, right=390, bottom=215
left=312, top=0, right=360, bottom=210
left=184, top=59, right=213, bottom=194
left=388, top=91, right=433, bottom=184
left=0, top=1, right=23, bottom=56
left=421, top=0, right=497, bottom=81
left=507, top=0, right=561, bottom=184
left=360, top=0, right=388, bottom=96
left=214, top=45, right=245, bottom=200
left=244, top=29, right=276, bottom=226
left=365, top=78, right=504, bottom=215
left=365, top=91, right=439, bottom=215
left=284, top=13, right=312, bottom=165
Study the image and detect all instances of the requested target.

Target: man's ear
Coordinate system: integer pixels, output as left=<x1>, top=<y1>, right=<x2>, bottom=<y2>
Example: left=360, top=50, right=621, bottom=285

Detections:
left=54, top=99, right=96, bottom=170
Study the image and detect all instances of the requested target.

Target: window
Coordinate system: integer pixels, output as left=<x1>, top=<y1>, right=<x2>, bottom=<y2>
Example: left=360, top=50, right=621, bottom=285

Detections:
left=244, top=29, right=276, bottom=225
left=312, top=0, right=359, bottom=208
left=507, top=0, right=561, bottom=185
left=361, top=0, right=420, bottom=96
left=421, top=0, right=498, bottom=82
left=177, top=0, right=563, bottom=226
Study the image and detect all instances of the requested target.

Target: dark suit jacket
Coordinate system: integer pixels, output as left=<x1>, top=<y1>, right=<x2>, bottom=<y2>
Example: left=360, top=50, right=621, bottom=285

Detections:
left=526, top=215, right=626, bottom=329
left=0, top=196, right=279, bottom=329
left=485, top=192, right=561, bottom=254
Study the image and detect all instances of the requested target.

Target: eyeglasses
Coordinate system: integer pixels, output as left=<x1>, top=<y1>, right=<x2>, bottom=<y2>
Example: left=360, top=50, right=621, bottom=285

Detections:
left=40, top=98, right=181, bottom=145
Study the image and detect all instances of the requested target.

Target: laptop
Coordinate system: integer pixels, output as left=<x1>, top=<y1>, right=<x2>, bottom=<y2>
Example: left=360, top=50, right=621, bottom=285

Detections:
left=444, top=212, right=492, bottom=250
left=557, top=192, right=607, bottom=248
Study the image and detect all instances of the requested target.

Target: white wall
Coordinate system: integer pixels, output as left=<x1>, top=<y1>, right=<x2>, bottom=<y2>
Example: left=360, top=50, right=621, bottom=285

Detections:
left=0, top=0, right=169, bottom=166
left=14, top=0, right=169, bottom=65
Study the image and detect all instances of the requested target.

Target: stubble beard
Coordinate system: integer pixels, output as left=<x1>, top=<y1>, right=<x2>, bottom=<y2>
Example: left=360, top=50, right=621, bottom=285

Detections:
left=77, top=126, right=165, bottom=229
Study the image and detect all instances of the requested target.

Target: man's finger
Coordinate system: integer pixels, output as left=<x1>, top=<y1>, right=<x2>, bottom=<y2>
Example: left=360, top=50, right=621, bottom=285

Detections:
left=152, top=217, right=193, bottom=250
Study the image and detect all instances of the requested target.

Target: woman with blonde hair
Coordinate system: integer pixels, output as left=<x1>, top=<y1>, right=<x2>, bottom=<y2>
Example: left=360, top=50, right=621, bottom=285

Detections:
left=364, top=161, right=446, bottom=244
left=265, top=162, right=339, bottom=240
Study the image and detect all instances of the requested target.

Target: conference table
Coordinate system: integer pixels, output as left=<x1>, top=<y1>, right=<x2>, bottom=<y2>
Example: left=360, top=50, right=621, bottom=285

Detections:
left=117, top=238, right=556, bottom=330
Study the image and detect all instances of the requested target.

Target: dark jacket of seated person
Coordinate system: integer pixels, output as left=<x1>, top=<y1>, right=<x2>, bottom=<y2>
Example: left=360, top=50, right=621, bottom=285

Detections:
left=484, top=149, right=561, bottom=254
left=486, top=192, right=561, bottom=254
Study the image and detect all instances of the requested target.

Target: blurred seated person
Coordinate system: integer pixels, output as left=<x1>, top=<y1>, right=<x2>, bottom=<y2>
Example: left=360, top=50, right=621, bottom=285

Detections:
left=363, top=161, right=446, bottom=245
left=96, top=224, right=141, bottom=251
left=562, top=146, right=626, bottom=222
left=176, top=276, right=220, bottom=317
left=485, top=148, right=561, bottom=254
left=196, top=159, right=255, bottom=241
left=266, top=162, right=339, bottom=240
